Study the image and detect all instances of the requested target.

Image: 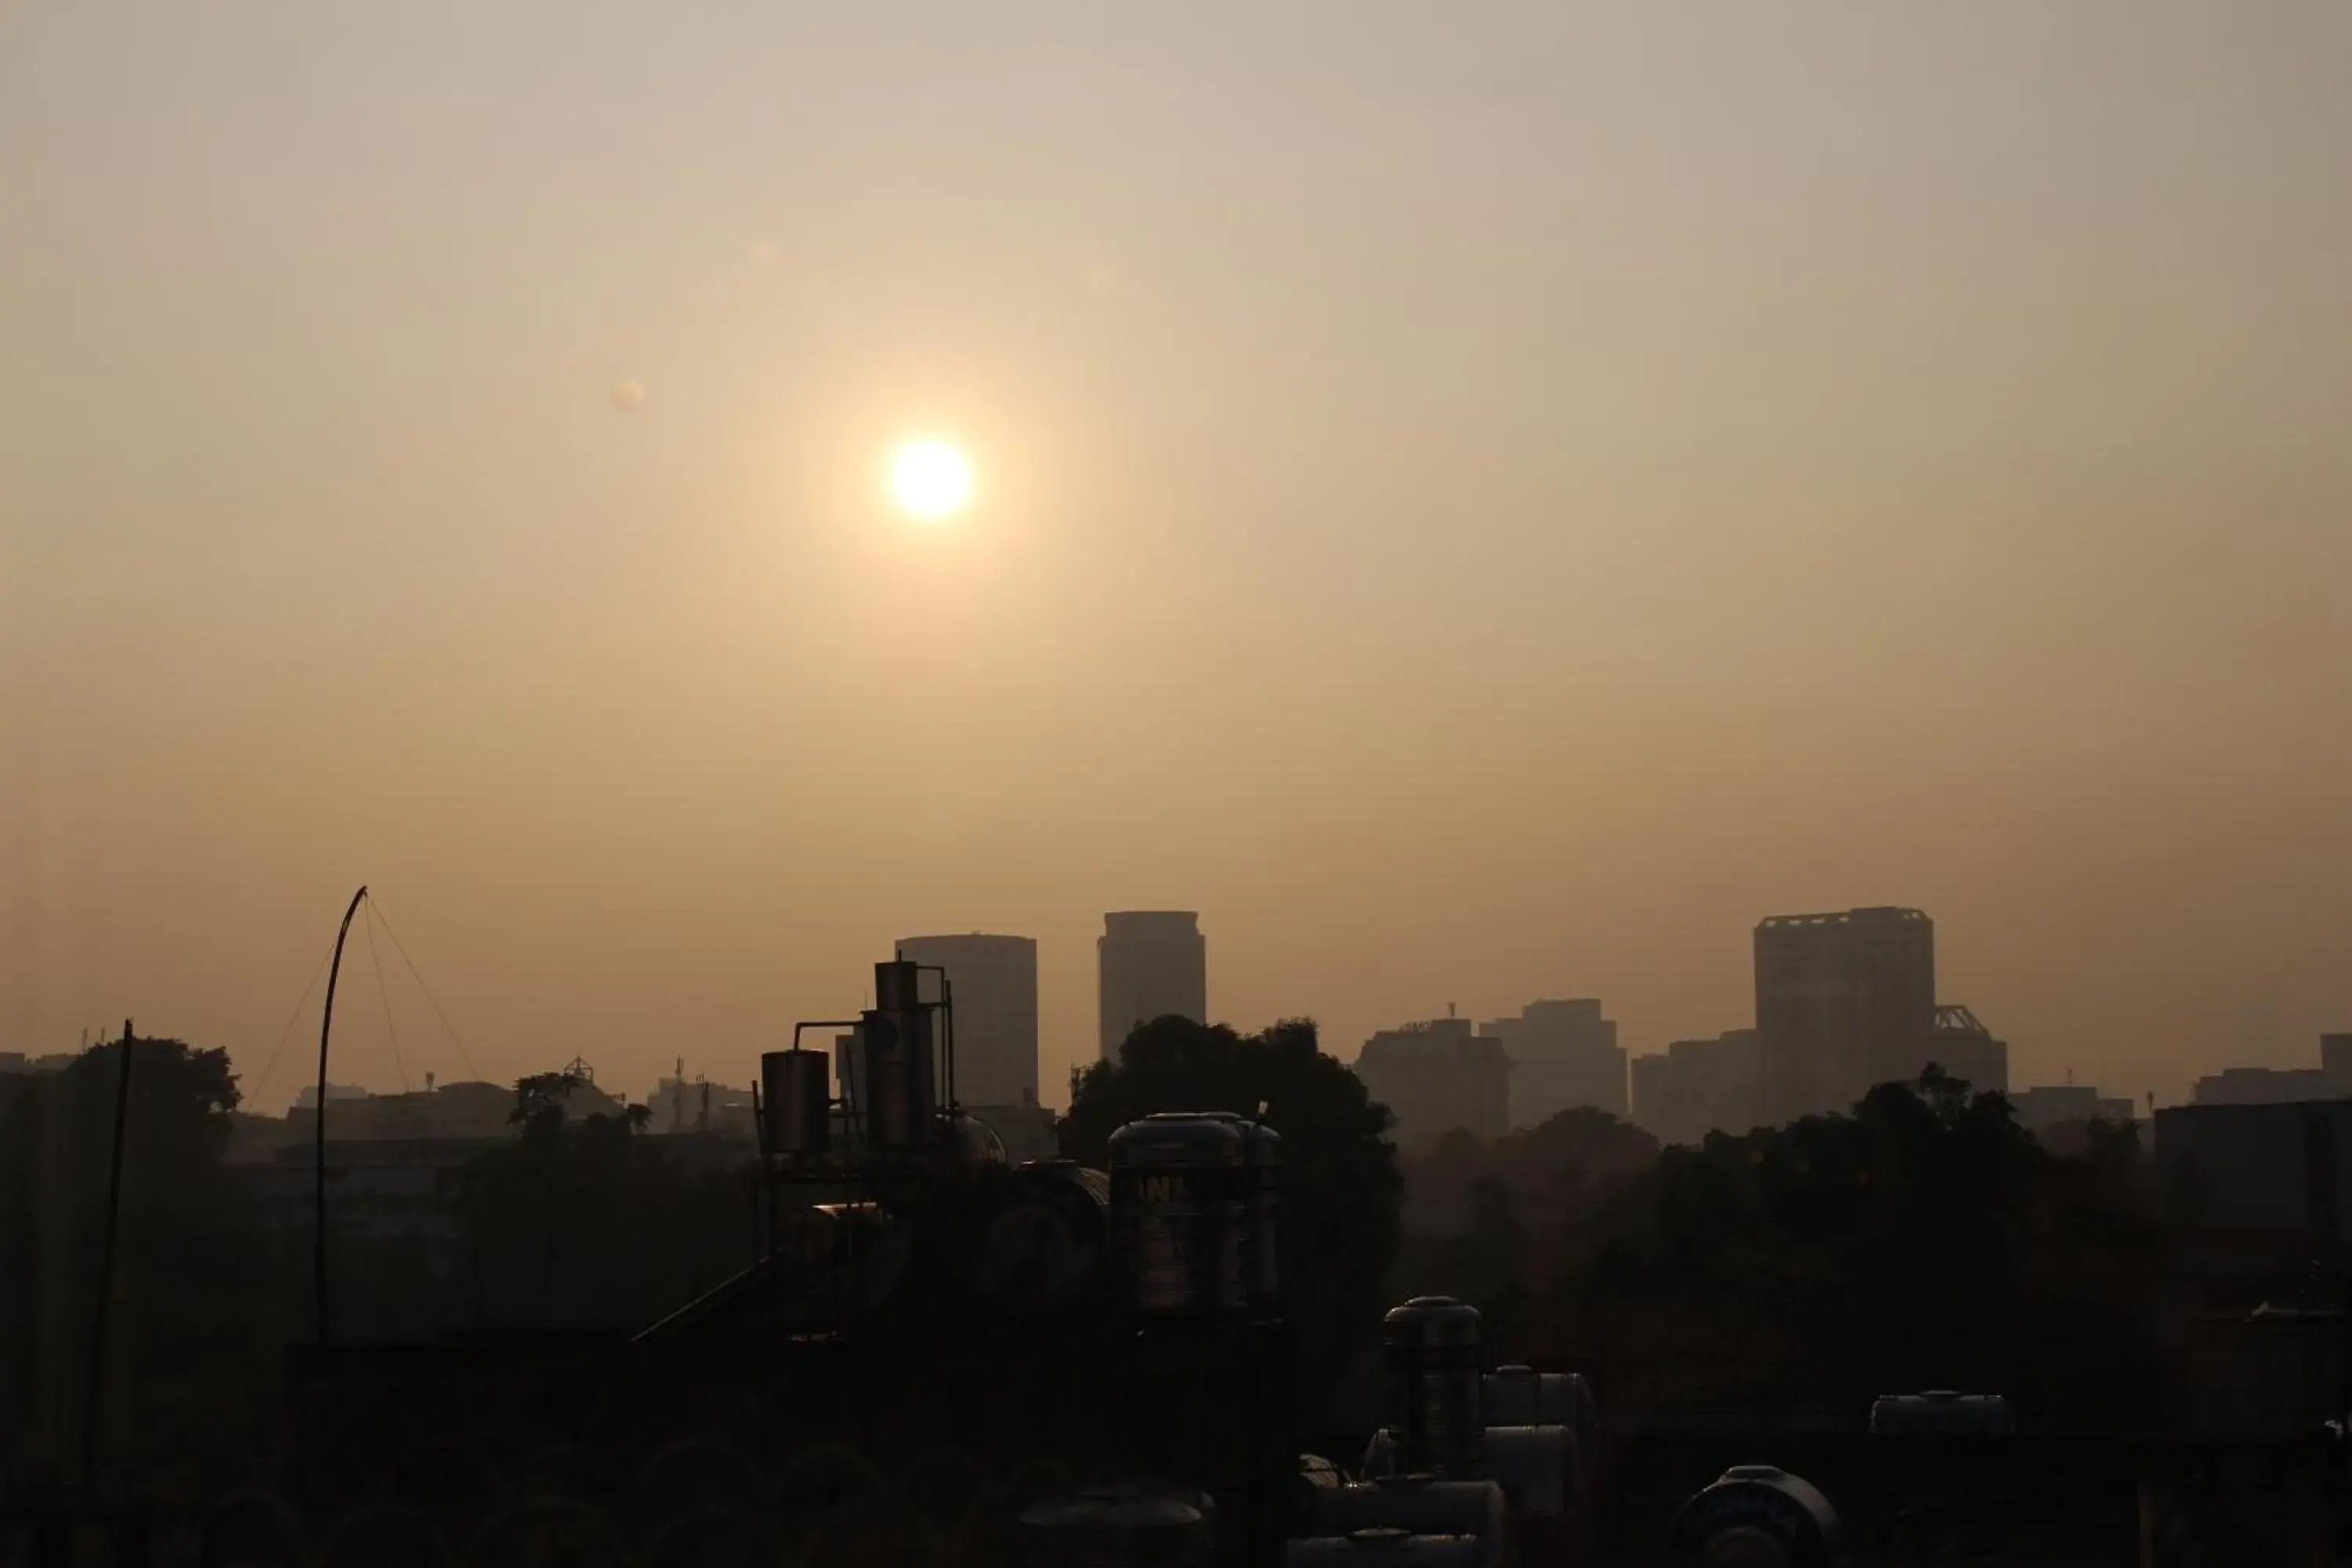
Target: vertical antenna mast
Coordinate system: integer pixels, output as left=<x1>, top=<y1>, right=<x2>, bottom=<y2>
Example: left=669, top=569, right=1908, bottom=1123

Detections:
left=314, top=884, right=368, bottom=1348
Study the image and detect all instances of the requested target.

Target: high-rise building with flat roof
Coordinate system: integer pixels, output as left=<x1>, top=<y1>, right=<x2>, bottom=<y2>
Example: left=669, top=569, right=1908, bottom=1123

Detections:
left=2322, top=1034, right=2352, bottom=1091
left=1479, top=998, right=1625, bottom=1124
left=1098, top=911, right=1207, bottom=1061
left=895, top=933, right=1040, bottom=1109
left=1755, top=906, right=1936, bottom=1123
left=1354, top=1018, right=1512, bottom=1148
left=1631, top=1029, right=1765, bottom=1147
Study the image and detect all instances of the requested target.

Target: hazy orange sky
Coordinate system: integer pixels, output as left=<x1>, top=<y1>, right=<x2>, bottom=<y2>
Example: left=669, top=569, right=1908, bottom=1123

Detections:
left=4, top=2, right=2347, bottom=1112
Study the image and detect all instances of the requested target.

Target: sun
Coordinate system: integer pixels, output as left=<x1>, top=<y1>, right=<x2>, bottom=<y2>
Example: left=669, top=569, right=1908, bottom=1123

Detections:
left=887, top=437, right=975, bottom=521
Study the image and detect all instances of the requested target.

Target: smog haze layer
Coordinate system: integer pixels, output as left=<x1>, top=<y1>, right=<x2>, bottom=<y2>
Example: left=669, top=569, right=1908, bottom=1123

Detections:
left=4, top=2, right=2349, bottom=1110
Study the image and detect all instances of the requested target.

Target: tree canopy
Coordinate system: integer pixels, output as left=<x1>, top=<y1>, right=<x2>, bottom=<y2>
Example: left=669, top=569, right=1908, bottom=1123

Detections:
left=1551, top=1070, right=2161, bottom=1425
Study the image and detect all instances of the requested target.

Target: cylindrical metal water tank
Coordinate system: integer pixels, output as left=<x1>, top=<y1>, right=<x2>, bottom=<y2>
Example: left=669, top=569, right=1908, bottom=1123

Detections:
left=1666, top=1465, right=1841, bottom=1568
left=1283, top=1530, right=1479, bottom=1566
left=1480, top=1425, right=1573, bottom=1517
left=943, top=1111, right=1009, bottom=1172
left=1869, top=1390, right=2013, bottom=1436
left=874, top=957, right=924, bottom=1012
left=1383, top=1297, right=1483, bottom=1477
left=1189, top=1112, right=1282, bottom=1308
left=1306, top=1478, right=1508, bottom=1566
left=758, top=1049, right=830, bottom=1155
left=1018, top=1485, right=1211, bottom=1568
left=960, top=1162, right=1110, bottom=1316
left=1482, top=1366, right=1596, bottom=1444
left=1107, top=1114, right=1247, bottom=1316
left=1243, top=1120, right=1281, bottom=1307
left=1290, top=1454, right=1346, bottom=1534
left=860, top=1007, right=935, bottom=1147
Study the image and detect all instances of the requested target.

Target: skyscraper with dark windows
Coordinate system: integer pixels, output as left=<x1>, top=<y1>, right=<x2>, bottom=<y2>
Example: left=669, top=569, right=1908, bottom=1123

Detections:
left=1754, top=906, right=1936, bottom=1123
left=1097, top=911, right=1207, bottom=1061
left=1479, top=998, right=1625, bottom=1125
left=895, top=933, right=1040, bottom=1109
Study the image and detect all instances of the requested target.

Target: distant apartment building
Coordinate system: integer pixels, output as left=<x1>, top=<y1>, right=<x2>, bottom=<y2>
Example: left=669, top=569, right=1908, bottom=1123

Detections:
left=285, top=1078, right=545, bottom=1143
left=2009, top=1084, right=2136, bottom=1130
left=897, top=933, right=1040, bottom=1109
left=1098, top=911, right=1207, bottom=1061
left=1479, top=999, right=1624, bottom=1124
left=1929, top=1004, right=2009, bottom=1097
left=292, top=1083, right=372, bottom=1110
left=1354, top=1018, right=1511, bottom=1149
left=2192, top=1068, right=2341, bottom=1107
left=2325, top=1034, right=2352, bottom=1087
left=2155, top=1101, right=2352, bottom=1234
left=648, top=1069, right=757, bottom=1141
left=1631, top=1029, right=1765, bottom=1148
left=1755, top=906, right=1937, bottom=1123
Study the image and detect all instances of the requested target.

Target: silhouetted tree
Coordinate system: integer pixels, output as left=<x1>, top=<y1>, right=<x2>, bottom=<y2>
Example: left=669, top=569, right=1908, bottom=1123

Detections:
left=453, top=1102, right=752, bottom=1328
left=1059, top=1015, right=1403, bottom=1421
left=1559, top=1068, right=2163, bottom=1425
left=0, top=1037, right=283, bottom=1485
left=510, top=1069, right=587, bottom=1138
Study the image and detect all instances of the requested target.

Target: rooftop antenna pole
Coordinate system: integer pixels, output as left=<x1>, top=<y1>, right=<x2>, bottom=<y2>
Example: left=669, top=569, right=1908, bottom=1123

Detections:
left=80, top=1018, right=136, bottom=1486
left=314, top=884, right=368, bottom=1348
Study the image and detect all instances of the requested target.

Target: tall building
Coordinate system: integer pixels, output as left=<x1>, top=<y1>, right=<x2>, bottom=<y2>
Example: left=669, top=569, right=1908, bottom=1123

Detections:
left=895, top=933, right=1041, bottom=1109
left=1754, top=906, right=1936, bottom=1123
left=2154, top=1101, right=2352, bottom=1233
left=2010, top=1084, right=2135, bottom=1130
left=2320, top=1033, right=2352, bottom=1091
left=1098, top=911, right=1207, bottom=1061
left=1353, top=1018, right=1512, bottom=1148
left=1929, top=1004, right=2009, bottom=1097
left=2191, top=1068, right=2338, bottom=1107
left=1630, top=1029, right=1765, bottom=1147
left=1479, top=998, right=1625, bottom=1124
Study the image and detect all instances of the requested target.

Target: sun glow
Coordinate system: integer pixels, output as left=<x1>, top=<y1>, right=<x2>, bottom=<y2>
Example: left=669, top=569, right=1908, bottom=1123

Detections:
left=887, top=438, right=975, bottom=521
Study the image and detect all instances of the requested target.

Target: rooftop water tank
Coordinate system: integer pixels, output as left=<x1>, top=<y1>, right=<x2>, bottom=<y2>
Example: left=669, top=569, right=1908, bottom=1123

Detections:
left=1483, top=1366, right=1597, bottom=1446
left=1667, top=1465, right=1841, bottom=1568
left=861, top=963, right=938, bottom=1149
left=1870, top=1391, right=2013, bottom=1436
left=1283, top=1530, right=1480, bottom=1566
left=1305, top=1476, right=1508, bottom=1566
left=1243, top=1120, right=1282, bottom=1307
left=959, top=1162, right=1110, bottom=1317
left=759, top=1049, right=830, bottom=1155
left=1480, top=1424, right=1574, bottom=1518
left=1289, top=1454, right=1346, bottom=1534
left=1018, top=1484, right=1212, bottom=1568
left=1363, top=1421, right=1577, bottom=1517
left=1108, top=1114, right=1247, bottom=1316
left=1383, top=1297, right=1483, bottom=1477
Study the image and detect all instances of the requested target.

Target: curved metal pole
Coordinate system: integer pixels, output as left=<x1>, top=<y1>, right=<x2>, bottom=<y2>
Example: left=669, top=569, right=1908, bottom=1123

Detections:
left=81, top=1018, right=136, bottom=1486
left=314, top=884, right=368, bottom=1348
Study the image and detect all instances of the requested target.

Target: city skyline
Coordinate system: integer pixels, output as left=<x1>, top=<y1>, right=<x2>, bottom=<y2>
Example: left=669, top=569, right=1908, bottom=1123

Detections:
left=47, top=890, right=2343, bottom=1120
left=6, top=2, right=2349, bottom=1117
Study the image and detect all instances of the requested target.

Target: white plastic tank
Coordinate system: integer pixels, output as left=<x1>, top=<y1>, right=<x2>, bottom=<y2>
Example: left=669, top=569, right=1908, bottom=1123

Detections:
left=1019, top=1484, right=1212, bottom=1568
left=1666, top=1465, right=1841, bottom=1568
left=1479, top=1425, right=1574, bottom=1517
left=1363, top=1422, right=1576, bottom=1518
left=1306, top=1476, right=1509, bottom=1566
left=1283, top=1530, right=1480, bottom=1566
left=1869, top=1391, right=2013, bottom=1436
left=1483, top=1366, right=1597, bottom=1445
